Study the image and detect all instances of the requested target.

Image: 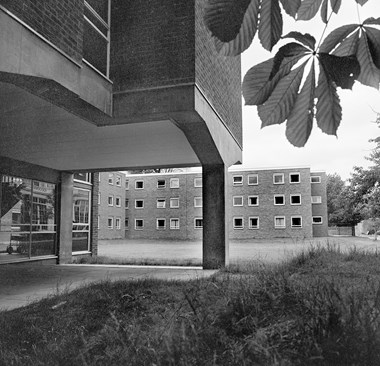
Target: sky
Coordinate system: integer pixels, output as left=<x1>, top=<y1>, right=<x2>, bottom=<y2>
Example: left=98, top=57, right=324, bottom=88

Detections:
left=239, top=1, right=380, bottom=181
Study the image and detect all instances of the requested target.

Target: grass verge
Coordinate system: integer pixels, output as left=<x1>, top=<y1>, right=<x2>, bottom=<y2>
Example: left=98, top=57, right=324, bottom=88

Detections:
left=1, top=245, right=380, bottom=365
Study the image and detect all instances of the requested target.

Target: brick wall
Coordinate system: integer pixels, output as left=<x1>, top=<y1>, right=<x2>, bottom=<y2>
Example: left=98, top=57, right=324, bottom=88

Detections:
left=121, top=168, right=323, bottom=241
left=0, top=0, right=83, bottom=61
left=195, top=0, right=242, bottom=146
left=229, top=168, right=313, bottom=239
left=311, top=172, right=329, bottom=237
left=98, top=172, right=126, bottom=240
left=110, top=0, right=195, bottom=91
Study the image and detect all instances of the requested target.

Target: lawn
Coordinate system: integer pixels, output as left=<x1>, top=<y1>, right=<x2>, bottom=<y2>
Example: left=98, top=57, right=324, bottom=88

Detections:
left=1, top=245, right=380, bottom=365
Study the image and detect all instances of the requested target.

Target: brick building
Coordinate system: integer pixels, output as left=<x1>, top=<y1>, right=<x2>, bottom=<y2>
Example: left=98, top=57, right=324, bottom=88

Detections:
left=0, top=0, right=242, bottom=268
left=119, top=168, right=328, bottom=241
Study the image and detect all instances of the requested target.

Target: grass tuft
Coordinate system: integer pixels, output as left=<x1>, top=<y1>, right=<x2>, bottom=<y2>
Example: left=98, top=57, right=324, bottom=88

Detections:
left=1, top=245, right=380, bottom=365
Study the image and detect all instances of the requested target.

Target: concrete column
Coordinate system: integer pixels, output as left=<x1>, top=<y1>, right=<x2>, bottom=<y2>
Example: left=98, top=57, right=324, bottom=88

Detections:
left=202, top=164, right=229, bottom=269
left=58, top=172, right=73, bottom=264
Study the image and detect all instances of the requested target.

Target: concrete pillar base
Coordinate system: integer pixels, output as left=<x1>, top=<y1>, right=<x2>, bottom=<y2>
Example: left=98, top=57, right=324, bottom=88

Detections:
left=202, top=164, right=229, bottom=269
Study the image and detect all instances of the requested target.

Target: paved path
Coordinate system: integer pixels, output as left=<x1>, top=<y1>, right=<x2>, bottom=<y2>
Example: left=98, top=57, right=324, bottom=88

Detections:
left=0, top=264, right=216, bottom=311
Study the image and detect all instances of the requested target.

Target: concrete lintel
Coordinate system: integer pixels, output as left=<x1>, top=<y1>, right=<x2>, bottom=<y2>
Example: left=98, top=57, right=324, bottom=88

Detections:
left=0, top=10, right=112, bottom=114
left=58, top=173, right=73, bottom=264
left=0, top=156, right=59, bottom=183
left=202, top=164, right=229, bottom=269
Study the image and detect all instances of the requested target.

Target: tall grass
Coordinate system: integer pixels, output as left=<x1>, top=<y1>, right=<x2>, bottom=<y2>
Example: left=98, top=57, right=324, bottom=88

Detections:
left=1, top=246, right=380, bottom=365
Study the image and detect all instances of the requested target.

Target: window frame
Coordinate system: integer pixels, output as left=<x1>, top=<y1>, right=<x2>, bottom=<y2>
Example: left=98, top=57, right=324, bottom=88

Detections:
left=290, top=194, right=301, bottom=205
left=156, top=218, right=166, bottom=230
left=170, top=197, right=180, bottom=208
left=170, top=178, right=180, bottom=189
left=311, top=176, right=321, bottom=183
left=157, top=179, right=166, bottom=189
left=273, top=173, right=284, bottom=184
left=107, top=217, right=113, bottom=229
left=249, top=216, right=259, bottom=229
left=108, top=195, right=114, bottom=206
left=248, top=195, right=259, bottom=206
left=194, top=178, right=202, bottom=188
left=233, top=196, right=244, bottom=207
left=194, top=196, right=203, bottom=208
left=115, top=217, right=121, bottom=230
left=135, top=180, right=144, bottom=190
left=135, top=219, right=144, bottom=230
left=291, top=216, right=302, bottom=228
left=108, top=173, right=113, bottom=185
left=289, top=172, right=301, bottom=184
left=115, top=196, right=121, bottom=207
left=115, top=175, right=121, bottom=187
left=312, top=216, right=323, bottom=224
left=274, top=195, right=285, bottom=205
left=233, top=217, right=244, bottom=229
left=232, top=175, right=243, bottom=186
left=194, top=218, right=203, bottom=229
left=125, top=218, right=129, bottom=230
left=247, top=174, right=258, bottom=185
left=274, top=216, right=286, bottom=229
left=156, top=198, right=166, bottom=209
left=170, top=218, right=180, bottom=230
left=135, top=199, right=144, bottom=209
left=311, top=196, right=322, bottom=204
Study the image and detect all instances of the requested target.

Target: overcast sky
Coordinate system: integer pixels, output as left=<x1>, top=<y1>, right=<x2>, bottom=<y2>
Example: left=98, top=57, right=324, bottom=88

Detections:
left=239, top=1, right=380, bottom=181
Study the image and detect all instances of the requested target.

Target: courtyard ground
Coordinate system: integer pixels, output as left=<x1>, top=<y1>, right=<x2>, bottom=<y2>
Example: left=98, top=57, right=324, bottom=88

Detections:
left=98, top=235, right=380, bottom=264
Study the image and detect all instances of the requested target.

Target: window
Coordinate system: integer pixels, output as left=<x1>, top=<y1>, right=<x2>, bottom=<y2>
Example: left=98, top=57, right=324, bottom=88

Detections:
left=248, top=174, right=258, bottom=185
left=125, top=198, right=129, bottom=209
left=135, top=199, right=144, bottom=209
left=74, top=172, right=91, bottom=183
left=249, top=217, right=259, bottom=229
left=107, top=217, right=113, bottom=229
left=83, top=0, right=111, bottom=77
left=115, top=196, right=121, bottom=207
left=311, top=196, right=322, bottom=204
left=274, top=195, right=285, bottom=205
left=233, top=175, right=243, bottom=186
left=108, top=173, right=113, bottom=185
left=125, top=218, right=129, bottom=230
left=115, top=175, right=121, bottom=186
left=157, top=179, right=166, bottom=189
left=157, top=198, right=166, bottom=208
left=194, top=178, right=202, bottom=187
left=311, top=176, right=321, bottom=183
left=170, top=198, right=179, bottom=208
left=156, top=218, right=166, bottom=230
left=108, top=195, right=113, bottom=206
left=135, top=219, right=144, bottom=230
left=273, top=173, right=284, bottom=184
left=233, top=196, right=244, bottom=206
left=233, top=217, right=244, bottom=229
left=170, top=178, right=179, bottom=188
left=194, top=218, right=203, bottom=229
left=135, top=180, right=144, bottom=189
left=291, top=216, right=302, bottom=228
left=312, top=216, right=323, bottom=224
left=170, top=218, right=180, bottom=230
left=248, top=196, right=259, bottom=206
left=274, top=216, right=286, bottom=228
left=98, top=192, right=101, bottom=205
left=125, top=179, right=129, bottom=190
left=289, top=173, right=300, bottom=183
left=194, top=197, right=203, bottom=207
left=115, top=217, right=121, bottom=230
left=290, top=195, right=301, bottom=205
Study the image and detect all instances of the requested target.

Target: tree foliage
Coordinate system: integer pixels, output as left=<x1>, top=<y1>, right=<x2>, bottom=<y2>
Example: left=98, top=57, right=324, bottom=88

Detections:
left=204, top=0, right=380, bottom=147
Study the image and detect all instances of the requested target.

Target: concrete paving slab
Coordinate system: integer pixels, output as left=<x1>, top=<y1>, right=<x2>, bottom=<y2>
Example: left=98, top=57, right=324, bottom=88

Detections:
left=0, top=264, right=217, bottom=311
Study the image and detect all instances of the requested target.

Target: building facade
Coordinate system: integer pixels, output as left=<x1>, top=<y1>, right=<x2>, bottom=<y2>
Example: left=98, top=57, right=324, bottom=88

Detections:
left=119, top=168, right=328, bottom=241
left=0, top=0, right=242, bottom=268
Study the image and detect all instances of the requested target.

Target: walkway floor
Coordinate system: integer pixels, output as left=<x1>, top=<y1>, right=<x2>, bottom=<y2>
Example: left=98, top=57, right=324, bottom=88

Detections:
left=0, top=264, right=216, bottom=311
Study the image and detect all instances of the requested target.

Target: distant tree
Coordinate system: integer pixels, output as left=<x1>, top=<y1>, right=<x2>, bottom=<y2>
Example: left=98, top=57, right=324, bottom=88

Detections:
left=127, top=168, right=184, bottom=174
left=204, top=0, right=380, bottom=147
left=359, top=183, right=380, bottom=239
left=326, top=173, right=346, bottom=226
